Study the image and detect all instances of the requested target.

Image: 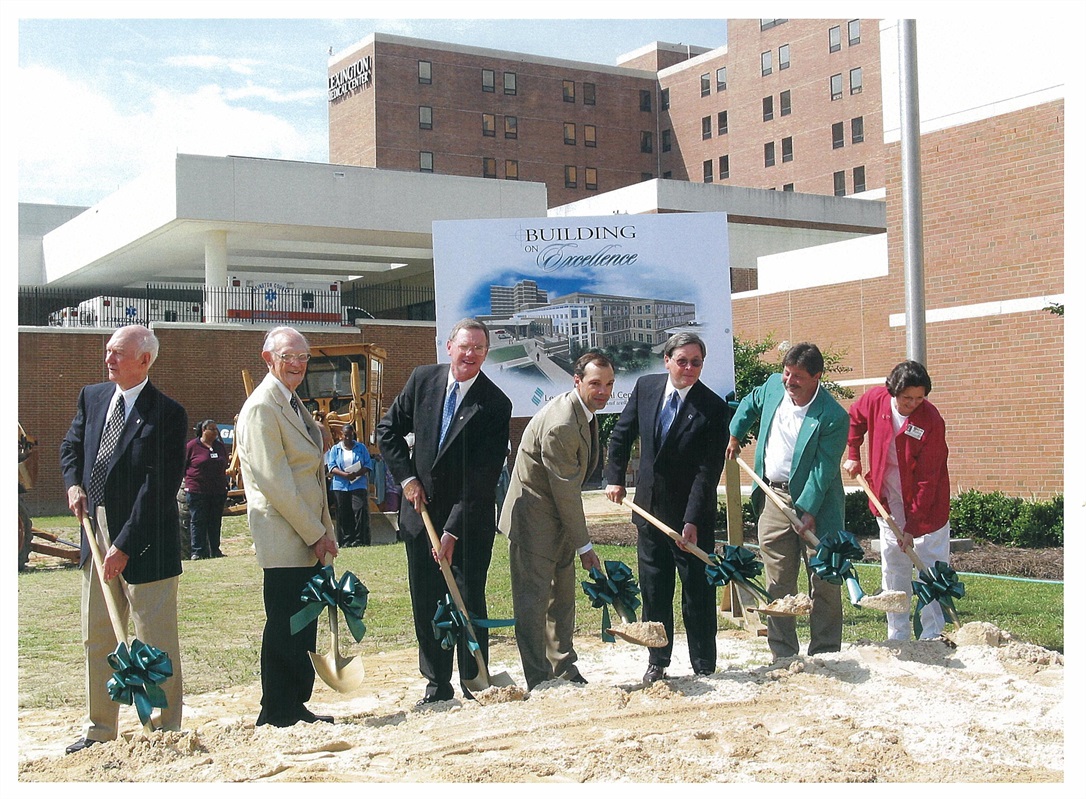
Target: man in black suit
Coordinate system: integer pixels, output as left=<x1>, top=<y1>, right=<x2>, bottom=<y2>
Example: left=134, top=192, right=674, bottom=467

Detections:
left=60, top=325, right=187, bottom=753
left=376, top=319, right=512, bottom=704
left=605, top=331, right=730, bottom=684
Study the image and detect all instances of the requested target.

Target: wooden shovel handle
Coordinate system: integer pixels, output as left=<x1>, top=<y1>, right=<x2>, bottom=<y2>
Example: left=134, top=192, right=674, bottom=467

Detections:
left=82, top=515, right=128, bottom=645
left=621, top=499, right=713, bottom=566
left=734, top=458, right=820, bottom=548
left=852, top=473, right=928, bottom=573
left=418, top=504, right=486, bottom=654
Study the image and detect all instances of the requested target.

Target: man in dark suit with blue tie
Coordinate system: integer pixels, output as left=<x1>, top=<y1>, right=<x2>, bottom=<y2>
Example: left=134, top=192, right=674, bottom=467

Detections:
left=60, top=325, right=187, bottom=753
left=605, top=332, right=730, bottom=685
left=377, top=319, right=512, bottom=704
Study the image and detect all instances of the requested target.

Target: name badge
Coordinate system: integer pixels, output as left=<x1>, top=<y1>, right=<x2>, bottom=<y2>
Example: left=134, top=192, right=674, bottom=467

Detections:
left=904, top=424, right=925, bottom=440
left=210, top=451, right=219, bottom=458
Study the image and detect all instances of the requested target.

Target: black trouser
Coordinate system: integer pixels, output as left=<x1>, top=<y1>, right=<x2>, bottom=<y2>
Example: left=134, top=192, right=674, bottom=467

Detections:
left=257, top=564, right=320, bottom=726
left=188, top=492, right=226, bottom=557
left=334, top=489, right=370, bottom=546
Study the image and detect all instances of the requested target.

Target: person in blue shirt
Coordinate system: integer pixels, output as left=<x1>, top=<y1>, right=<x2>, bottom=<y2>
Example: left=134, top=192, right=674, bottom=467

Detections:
left=326, top=424, right=373, bottom=546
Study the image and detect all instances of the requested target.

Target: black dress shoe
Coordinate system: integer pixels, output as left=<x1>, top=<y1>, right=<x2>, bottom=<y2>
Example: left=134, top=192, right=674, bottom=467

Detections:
left=643, top=664, right=667, bottom=685
left=563, top=671, right=588, bottom=685
left=212, top=550, right=226, bottom=558
left=415, top=695, right=450, bottom=706
left=65, top=738, right=100, bottom=754
left=693, top=666, right=715, bottom=676
left=298, top=707, right=334, bottom=724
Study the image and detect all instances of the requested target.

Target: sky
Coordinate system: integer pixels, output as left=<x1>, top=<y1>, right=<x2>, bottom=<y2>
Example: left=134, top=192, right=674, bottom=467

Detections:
left=6, top=3, right=732, bottom=207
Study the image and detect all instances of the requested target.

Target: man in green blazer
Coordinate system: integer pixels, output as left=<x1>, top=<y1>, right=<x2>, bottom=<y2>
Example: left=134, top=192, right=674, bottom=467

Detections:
left=727, top=342, right=848, bottom=659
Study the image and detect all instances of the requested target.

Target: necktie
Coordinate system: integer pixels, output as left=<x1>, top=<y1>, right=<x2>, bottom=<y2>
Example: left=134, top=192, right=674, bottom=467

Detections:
left=290, top=394, right=303, bottom=418
left=588, top=415, right=599, bottom=475
left=87, top=394, right=126, bottom=507
left=657, top=391, right=680, bottom=444
left=439, top=381, right=459, bottom=445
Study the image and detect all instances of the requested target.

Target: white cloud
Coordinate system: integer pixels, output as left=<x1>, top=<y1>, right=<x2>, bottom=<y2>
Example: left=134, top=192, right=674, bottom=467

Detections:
left=164, top=54, right=261, bottom=76
left=17, top=64, right=325, bottom=206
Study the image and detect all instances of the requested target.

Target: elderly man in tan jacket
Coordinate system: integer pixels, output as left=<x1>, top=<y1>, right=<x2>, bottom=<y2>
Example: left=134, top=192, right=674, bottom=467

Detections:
left=500, top=351, right=614, bottom=690
left=235, top=326, right=338, bottom=727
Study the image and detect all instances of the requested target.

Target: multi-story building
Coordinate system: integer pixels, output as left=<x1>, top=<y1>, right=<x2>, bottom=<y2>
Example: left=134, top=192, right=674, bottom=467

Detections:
left=489, top=279, right=548, bottom=316
left=327, top=19, right=884, bottom=201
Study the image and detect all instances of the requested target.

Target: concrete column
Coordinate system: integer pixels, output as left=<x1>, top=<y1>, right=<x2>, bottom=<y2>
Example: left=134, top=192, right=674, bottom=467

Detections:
left=204, top=230, right=228, bottom=323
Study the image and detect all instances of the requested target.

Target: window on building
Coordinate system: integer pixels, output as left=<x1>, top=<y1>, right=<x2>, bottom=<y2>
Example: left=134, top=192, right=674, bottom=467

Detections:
left=563, top=80, right=575, bottom=103
left=661, top=128, right=672, bottom=152
left=418, top=60, right=432, bottom=84
left=760, top=19, right=787, bottom=31
left=783, top=183, right=794, bottom=191
left=565, top=165, right=577, bottom=188
left=718, top=110, right=728, bottom=134
left=701, top=73, right=711, bottom=96
left=564, top=122, right=576, bottom=145
left=640, top=131, right=653, bottom=153
left=831, top=73, right=843, bottom=100
left=504, top=72, right=517, bottom=95
left=719, top=155, right=730, bottom=179
left=702, top=116, right=712, bottom=139
left=763, top=95, right=774, bottom=121
left=504, top=115, right=518, bottom=139
left=660, top=87, right=670, bottom=110
left=585, top=167, right=598, bottom=190
left=584, top=124, right=596, bottom=148
left=483, top=157, right=496, bottom=179
left=779, top=43, right=790, bottom=70
left=419, top=106, right=432, bottom=130
left=782, top=136, right=793, bottom=163
left=761, top=50, right=773, bottom=76
left=764, top=141, right=775, bottom=167
left=848, top=19, right=861, bottom=46
left=716, top=66, right=727, bottom=91
left=834, top=170, right=846, bottom=196
left=853, top=165, right=866, bottom=192
left=832, top=121, right=845, bottom=149
left=482, top=69, right=494, bottom=92
left=505, top=159, right=518, bottom=180
left=850, top=67, right=863, bottom=95
left=584, top=82, right=596, bottom=105
left=703, top=159, right=713, bottom=183
left=829, top=25, right=841, bottom=53
left=852, top=116, right=865, bottom=143
left=641, top=172, right=654, bottom=181
left=640, top=89, right=652, bottom=112
left=482, top=113, right=496, bottom=137
left=419, top=151, right=433, bottom=172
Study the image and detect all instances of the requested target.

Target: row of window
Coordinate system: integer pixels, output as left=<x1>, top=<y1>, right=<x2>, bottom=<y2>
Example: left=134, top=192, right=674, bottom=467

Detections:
left=831, top=68, right=863, bottom=100
left=760, top=21, right=860, bottom=79
left=834, top=166, right=867, bottom=195
left=700, top=154, right=866, bottom=196
left=832, top=117, right=866, bottom=148
left=420, top=153, right=602, bottom=191
left=422, top=60, right=605, bottom=107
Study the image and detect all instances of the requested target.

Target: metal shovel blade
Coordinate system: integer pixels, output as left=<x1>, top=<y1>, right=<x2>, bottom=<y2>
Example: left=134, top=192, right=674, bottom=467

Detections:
left=310, top=604, right=365, bottom=693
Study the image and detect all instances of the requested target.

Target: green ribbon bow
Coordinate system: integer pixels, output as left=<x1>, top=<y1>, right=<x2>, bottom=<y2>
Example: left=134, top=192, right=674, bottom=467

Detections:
left=431, top=594, right=514, bottom=651
left=809, top=530, right=867, bottom=605
left=580, top=560, right=642, bottom=642
left=912, top=561, right=965, bottom=638
left=106, top=638, right=173, bottom=727
left=706, top=545, right=770, bottom=602
left=289, top=564, right=369, bottom=642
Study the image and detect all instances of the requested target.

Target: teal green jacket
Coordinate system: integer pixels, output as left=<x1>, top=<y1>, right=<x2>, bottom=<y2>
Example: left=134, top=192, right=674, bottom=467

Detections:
left=729, top=374, right=849, bottom=539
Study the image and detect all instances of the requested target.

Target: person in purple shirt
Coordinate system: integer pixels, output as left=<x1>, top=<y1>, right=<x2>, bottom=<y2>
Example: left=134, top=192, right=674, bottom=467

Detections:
left=184, top=420, right=229, bottom=559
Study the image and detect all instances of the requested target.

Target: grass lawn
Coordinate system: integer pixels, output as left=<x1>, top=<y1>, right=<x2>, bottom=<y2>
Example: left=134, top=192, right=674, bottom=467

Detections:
left=18, top=514, right=1063, bottom=710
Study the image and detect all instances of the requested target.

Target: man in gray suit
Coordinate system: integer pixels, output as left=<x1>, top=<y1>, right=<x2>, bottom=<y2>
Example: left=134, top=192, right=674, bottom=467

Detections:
left=500, top=352, right=614, bottom=690
left=235, top=326, right=339, bottom=727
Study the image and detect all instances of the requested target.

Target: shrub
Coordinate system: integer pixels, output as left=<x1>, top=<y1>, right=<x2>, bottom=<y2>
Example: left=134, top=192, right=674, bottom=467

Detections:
left=844, top=490, right=879, bottom=538
left=1009, top=494, right=1063, bottom=548
left=949, top=490, right=1062, bottom=548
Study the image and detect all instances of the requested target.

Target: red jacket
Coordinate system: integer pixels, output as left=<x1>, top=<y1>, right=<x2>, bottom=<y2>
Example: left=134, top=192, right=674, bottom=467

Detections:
left=846, top=386, right=950, bottom=536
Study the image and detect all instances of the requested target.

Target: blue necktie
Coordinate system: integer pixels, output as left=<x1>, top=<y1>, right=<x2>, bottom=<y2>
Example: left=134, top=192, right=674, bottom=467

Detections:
left=657, top=391, right=680, bottom=444
left=439, top=381, right=459, bottom=445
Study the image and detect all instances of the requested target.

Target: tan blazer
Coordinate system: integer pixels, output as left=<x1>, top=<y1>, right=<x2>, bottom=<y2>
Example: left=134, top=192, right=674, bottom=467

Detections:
left=235, top=372, right=334, bottom=569
left=500, top=390, right=596, bottom=561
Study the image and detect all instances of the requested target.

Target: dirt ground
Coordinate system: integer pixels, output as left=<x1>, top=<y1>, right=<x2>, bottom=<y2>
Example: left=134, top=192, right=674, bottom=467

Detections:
left=17, top=621, right=1063, bottom=784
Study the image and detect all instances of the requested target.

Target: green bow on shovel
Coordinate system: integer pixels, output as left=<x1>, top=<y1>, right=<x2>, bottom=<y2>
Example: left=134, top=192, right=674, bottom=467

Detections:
left=809, top=530, right=868, bottom=606
left=290, top=563, right=370, bottom=643
left=913, top=561, right=966, bottom=638
left=581, top=560, right=642, bottom=642
left=707, top=546, right=771, bottom=603
left=432, top=595, right=515, bottom=651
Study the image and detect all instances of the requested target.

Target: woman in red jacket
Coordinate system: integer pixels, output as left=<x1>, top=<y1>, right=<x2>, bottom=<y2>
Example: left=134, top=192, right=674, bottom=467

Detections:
left=843, top=361, right=951, bottom=640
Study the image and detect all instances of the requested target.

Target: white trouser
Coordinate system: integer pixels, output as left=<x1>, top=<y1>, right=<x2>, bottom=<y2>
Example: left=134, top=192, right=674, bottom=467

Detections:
left=880, top=518, right=951, bottom=640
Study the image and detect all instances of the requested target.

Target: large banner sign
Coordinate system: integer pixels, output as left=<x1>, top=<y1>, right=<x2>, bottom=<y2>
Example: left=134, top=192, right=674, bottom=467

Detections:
left=432, top=213, right=734, bottom=418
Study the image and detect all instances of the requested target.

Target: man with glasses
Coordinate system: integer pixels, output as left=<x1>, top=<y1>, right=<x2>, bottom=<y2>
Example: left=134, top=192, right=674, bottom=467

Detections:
left=604, top=332, right=730, bottom=685
left=377, top=319, right=512, bottom=704
left=235, top=326, right=339, bottom=726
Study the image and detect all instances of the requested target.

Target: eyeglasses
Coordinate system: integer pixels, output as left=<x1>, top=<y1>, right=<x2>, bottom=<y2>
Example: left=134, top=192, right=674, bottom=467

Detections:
left=275, top=352, right=311, bottom=364
left=455, top=344, right=488, bottom=355
left=672, top=358, right=704, bottom=369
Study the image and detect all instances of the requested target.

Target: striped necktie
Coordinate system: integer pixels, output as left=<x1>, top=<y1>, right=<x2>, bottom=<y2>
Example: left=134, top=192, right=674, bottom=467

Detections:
left=439, top=382, right=459, bottom=445
left=87, top=394, right=126, bottom=507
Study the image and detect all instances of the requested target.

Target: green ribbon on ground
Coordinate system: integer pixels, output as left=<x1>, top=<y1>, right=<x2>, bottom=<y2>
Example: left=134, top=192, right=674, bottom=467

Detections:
left=580, top=560, right=642, bottom=642
left=430, top=594, right=514, bottom=651
left=106, top=638, right=172, bottom=727
left=706, top=545, right=770, bottom=602
left=912, top=561, right=965, bottom=638
left=809, top=530, right=865, bottom=586
left=289, top=563, right=370, bottom=642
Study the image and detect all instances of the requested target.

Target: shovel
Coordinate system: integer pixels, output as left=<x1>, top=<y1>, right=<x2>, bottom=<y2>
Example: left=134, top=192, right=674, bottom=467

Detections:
left=620, top=498, right=767, bottom=616
left=308, top=556, right=366, bottom=693
left=852, top=473, right=959, bottom=626
left=419, top=504, right=515, bottom=693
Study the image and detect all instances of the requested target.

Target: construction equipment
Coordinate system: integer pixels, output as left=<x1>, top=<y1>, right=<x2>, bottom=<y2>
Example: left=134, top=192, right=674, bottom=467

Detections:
left=18, top=423, right=79, bottom=570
